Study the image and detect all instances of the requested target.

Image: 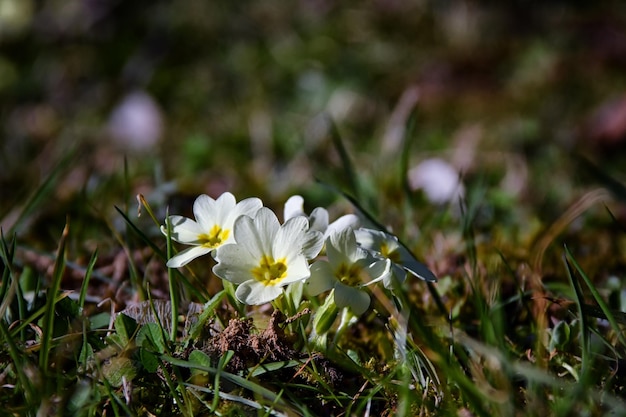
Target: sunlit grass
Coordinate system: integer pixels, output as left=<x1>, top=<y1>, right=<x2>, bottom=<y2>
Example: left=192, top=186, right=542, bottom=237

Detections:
left=2, top=129, right=626, bottom=416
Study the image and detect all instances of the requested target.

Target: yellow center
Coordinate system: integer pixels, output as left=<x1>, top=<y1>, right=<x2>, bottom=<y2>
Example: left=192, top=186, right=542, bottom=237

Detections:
left=251, top=255, right=288, bottom=286
left=380, top=241, right=401, bottom=263
left=198, top=225, right=230, bottom=249
left=336, top=263, right=362, bottom=287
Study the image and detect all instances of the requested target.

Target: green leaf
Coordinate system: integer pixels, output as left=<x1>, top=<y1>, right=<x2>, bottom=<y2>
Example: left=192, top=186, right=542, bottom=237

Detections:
left=313, top=291, right=339, bottom=335
left=549, top=320, right=571, bottom=351
left=103, top=356, right=137, bottom=387
left=78, top=342, right=94, bottom=366
left=140, top=349, right=159, bottom=373
left=136, top=322, right=166, bottom=353
left=188, top=350, right=212, bottom=387
left=188, top=349, right=212, bottom=369
left=248, top=360, right=303, bottom=377
left=187, top=291, right=226, bottom=342
left=89, top=312, right=111, bottom=330
left=114, top=313, right=139, bottom=347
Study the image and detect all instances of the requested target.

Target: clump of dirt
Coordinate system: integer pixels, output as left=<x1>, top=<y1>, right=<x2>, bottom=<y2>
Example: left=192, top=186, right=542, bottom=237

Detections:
left=204, top=310, right=294, bottom=372
left=199, top=309, right=343, bottom=388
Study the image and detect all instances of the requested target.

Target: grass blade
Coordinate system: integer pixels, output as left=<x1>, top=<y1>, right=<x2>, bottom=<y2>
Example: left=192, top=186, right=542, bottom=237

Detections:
left=79, top=249, right=98, bottom=312
left=0, top=231, right=18, bottom=322
left=39, top=220, right=69, bottom=371
left=0, top=315, right=35, bottom=404
left=11, top=291, right=71, bottom=340
left=185, top=383, right=290, bottom=417
left=161, top=355, right=289, bottom=408
left=164, top=208, right=179, bottom=342
left=564, top=245, right=626, bottom=348
left=563, top=248, right=591, bottom=373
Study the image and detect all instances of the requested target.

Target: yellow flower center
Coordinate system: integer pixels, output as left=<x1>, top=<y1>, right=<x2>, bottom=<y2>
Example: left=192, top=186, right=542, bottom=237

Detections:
left=380, top=241, right=401, bottom=263
left=198, top=225, right=230, bottom=249
left=251, top=255, right=288, bottom=286
left=336, top=263, right=362, bottom=287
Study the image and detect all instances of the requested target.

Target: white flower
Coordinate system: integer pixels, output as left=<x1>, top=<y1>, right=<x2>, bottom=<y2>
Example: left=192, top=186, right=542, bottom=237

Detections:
left=354, top=228, right=437, bottom=288
left=284, top=194, right=359, bottom=239
left=108, top=90, right=163, bottom=152
left=306, top=227, right=390, bottom=315
left=407, top=158, right=464, bottom=205
left=213, top=207, right=323, bottom=305
left=162, top=192, right=263, bottom=268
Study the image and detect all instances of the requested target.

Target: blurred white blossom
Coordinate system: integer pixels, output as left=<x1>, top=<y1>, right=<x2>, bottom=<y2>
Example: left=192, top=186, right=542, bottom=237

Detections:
left=408, top=158, right=464, bottom=205
left=108, top=91, right=163, bottom=152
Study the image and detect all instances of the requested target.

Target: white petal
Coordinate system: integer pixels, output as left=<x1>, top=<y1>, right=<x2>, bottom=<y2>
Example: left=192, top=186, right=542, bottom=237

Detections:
left=384, top=264, right=407, bottom=289
left=364, top=258, right=391, bottom=285
left=211, top=192, right=237, bottom=225
left=325, top=214, right=360, bottom=238
left=284, top=195, right=305, bottom=221
left=334, top=283, right=370, bottom=315
left=232, top=197, right=263, bottom=221
left=233, top=211, right=271, bottom=259
left=254, top=207, right=280, bottom=247
left=403, top=259, right=437, bottom=282
left=274, top=215, right=309, bottom=259
left=193, top=194, right=219, bottom=230
left=166, top=246, right=212, bottom=268
left=278, top=255, right=311, bottom=285
left=308, top=207, right=329, bottom=233
left=327, top=227, right=364, bottom=266
left=325, top=231, right=347, bottom=267
left=236, top=280, right=283, bottom=305
left=386, top=238, right=401, bottom=253
left=302, top=230, right=324, bottom=260
left=162, top=216, right=205, bottom=244
left=306, top=261, right=337, bottom=295
left=354, top=228, right=384, bottom=252
left=212, top=244, right=256, bottom=284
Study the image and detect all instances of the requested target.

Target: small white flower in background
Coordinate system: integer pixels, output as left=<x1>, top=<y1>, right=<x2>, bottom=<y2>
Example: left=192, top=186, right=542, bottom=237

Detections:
left=108, top=90, right=163, bottom=152
left=162, top=192, right=263, bottom=268
left=306, top=227, right=390, bottom=316
left=284, top=195, right=360, bottom=239
left=355, top=228, right=437, bottom=289
left=213, top=207, right=323, bottom=305
left=407, top=158, right=464, bottom=205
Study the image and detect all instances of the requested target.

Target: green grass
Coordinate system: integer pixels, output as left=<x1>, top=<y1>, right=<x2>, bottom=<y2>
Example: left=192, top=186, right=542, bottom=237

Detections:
left=3, top=138, right=626, bottom=416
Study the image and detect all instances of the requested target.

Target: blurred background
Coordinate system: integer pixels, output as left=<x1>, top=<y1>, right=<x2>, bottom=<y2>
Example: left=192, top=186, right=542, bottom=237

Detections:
left=2, top=0, right=626, bottom=267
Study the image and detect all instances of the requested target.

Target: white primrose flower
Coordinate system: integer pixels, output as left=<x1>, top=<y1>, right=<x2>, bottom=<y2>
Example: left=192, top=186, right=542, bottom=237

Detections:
left=213, top=207, right=323, bottom=305
left=306, top=227, right=391, bottom=316
left=162, top=192, right=263, bottom=268
left=354, top=228, right=437, bottom=288
left=284, top=195, right=359, bottom=240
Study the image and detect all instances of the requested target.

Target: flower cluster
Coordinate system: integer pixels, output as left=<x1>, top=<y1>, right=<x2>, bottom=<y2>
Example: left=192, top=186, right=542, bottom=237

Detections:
left=162, top=192, right=436, bottom=316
